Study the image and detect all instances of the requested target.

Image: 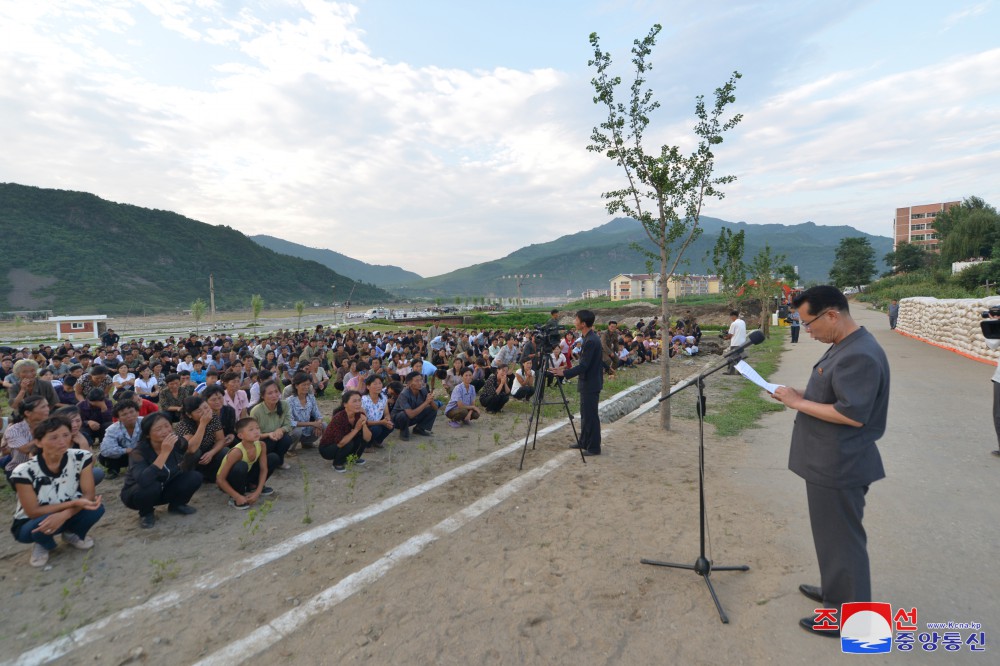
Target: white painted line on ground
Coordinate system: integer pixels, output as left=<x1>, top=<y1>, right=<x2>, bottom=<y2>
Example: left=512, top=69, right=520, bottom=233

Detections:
left=12, top=371, right=677, bottom=666
left=192, top=437, right=607, bottom=665
left=8, top=419, right=573, bottom=666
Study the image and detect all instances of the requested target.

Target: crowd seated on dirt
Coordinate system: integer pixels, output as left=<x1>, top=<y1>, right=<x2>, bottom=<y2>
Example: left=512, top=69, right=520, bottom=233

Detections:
left=1, top=316, right=668, bottom=566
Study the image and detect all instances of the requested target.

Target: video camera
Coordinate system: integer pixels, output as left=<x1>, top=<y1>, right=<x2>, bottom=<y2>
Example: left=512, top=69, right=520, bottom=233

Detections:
left=534, top=320, right=566, bottom=353
left=980, top=305, right=1000, bottom=340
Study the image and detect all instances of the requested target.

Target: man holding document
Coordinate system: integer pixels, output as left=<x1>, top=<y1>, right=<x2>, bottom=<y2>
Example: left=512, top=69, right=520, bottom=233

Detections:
left=768, top=285, right=890, bottom=637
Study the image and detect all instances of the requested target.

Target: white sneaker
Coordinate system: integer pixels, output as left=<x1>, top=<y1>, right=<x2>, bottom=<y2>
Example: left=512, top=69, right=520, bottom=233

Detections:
left=62, top=532, right=95, bottom=550
left=30, top=543, right=50, bottom=567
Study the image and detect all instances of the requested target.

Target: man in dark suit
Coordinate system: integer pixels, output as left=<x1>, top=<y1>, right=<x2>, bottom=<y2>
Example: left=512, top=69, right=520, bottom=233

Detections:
left=772, top=286, right=890, bottom=637
left=550, top=310, right=603, bottom=456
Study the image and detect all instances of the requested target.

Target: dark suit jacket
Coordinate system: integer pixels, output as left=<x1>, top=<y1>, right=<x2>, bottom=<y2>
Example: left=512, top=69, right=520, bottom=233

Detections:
left=563, top=330, right=603, bottom=394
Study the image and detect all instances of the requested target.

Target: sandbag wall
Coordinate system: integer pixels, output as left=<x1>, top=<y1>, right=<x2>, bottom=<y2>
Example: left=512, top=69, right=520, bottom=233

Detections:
left=897, top=296, right=1000, bottom=363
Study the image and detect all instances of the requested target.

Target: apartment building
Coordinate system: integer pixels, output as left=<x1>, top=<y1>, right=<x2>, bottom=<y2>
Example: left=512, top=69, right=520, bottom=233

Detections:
left=894, top=201, right=959, bottom=252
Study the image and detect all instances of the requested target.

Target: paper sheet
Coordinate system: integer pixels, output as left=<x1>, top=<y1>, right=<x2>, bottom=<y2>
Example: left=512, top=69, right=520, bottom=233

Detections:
left=733, top=360, right=784, bottom=394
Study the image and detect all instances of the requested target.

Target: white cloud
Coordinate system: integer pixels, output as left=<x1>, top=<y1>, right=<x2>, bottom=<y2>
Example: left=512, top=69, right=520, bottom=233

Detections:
left=0, top=1, right=997, bottom=281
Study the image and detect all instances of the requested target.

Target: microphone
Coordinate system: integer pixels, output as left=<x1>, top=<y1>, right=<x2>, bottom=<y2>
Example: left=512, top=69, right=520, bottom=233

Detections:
left=723, top=330, right=765, bottom=358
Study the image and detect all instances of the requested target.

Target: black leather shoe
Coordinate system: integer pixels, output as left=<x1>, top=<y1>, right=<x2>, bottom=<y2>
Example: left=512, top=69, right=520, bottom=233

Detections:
left=568, top=444, right=583, bottom=450
left=799, top=616, right=840, bottom=637
left=140, top=513, right=156, bottom=529
left=582, top=449, right=601, bottom=456
left=798, top=584, right=823, bottom=603
left=168, top=504, right=197, bottom=516
left=992, top=450, right=1000, bottom=457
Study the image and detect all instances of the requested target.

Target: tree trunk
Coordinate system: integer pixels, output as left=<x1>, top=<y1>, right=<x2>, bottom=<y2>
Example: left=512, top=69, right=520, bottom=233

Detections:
left=659, top=249, right=671, bottom=431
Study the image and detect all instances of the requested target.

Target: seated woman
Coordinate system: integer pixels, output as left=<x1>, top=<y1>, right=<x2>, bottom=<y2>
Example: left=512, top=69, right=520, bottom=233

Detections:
left=511, top=359, right=536, bottom=401
left=158, top=373, right=189, bottom=423
left=319, top=391, right=370, bottom=473
left=3, top=396, right=52, bottom=480
left=10, top=416, right=104, bottom=567
left=174, top=395, right=227, bottom=483
left=134, top=364, right=159, bottom=403
left=78, top=388, right=113, bottom=444
left=547, top=347, right=567, bottom=388
left=478, top=366, right=512, bottom=414
left=202, top=384, right=237, bottom=447
left=112, top=363, right=136, bottom=400
left=361, top=375, right=393, bottom=448
left=120, top=412, right=203, bottom=529
left=286, top=372, right=323, bottom=449
left=471, top=357, right=488, bottom=392
left=443, top=358, right=465, bottom=394
left=52, top=406, right=105, bottom=485
left=217, top=417, right=278, bottom=510
left=221, top=371, right=249, bottom=419
left=248, top=380, right=293, bottom=470
left=445, top=367, right=481, bottom=427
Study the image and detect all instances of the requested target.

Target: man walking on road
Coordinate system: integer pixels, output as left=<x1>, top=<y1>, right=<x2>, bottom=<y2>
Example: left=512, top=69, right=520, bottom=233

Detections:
left=772, top=286, right=890, bottom=637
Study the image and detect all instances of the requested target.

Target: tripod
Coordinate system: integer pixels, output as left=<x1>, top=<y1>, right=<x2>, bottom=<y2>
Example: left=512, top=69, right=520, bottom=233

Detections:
left=640, top=351, right=751, bottom=624
left=518, top=350, right=584, bottom=470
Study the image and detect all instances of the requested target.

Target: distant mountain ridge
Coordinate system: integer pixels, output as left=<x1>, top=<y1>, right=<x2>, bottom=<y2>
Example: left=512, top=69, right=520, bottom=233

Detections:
left=0, top=183, right=394, bottom=315
left=251, top=235, right=422, bottom=286
left=389, top=216, right=893, bottom=298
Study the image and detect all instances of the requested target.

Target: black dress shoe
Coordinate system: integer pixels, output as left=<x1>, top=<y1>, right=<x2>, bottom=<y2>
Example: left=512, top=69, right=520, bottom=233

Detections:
left=168, top=504, right=197, bottom=516
left=799, top=616, right=840, bottom=637
left=798, top=583, right=823, bottom=603
left=581, top=449, right=601, bottom=456
left=568, top=444, right=583, bottom=450
left=140, top=513, right=156, bottom=529
left=992, top=450, right=1000, bottom=457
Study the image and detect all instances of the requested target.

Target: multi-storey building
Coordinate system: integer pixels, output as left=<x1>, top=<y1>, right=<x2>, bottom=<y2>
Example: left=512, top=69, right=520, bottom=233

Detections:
left=894, top=201, right=959, bottom=252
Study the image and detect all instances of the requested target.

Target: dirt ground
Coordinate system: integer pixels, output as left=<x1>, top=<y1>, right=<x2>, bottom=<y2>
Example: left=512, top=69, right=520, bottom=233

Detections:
left=5, top=357, right=747, bottom=665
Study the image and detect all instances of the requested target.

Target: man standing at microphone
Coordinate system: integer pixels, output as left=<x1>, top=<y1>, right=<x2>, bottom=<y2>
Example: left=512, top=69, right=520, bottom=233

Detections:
left=772, top=286, right=890, bottom=637
left=550, top=310, right=603, bottom=456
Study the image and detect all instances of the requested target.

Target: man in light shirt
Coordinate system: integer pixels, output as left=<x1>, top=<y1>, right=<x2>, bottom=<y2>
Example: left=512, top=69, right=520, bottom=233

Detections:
left=723, top=310, right=747, bottom=375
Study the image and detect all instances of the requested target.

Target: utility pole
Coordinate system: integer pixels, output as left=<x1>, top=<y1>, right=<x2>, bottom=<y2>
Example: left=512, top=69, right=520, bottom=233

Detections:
left=500, top=274, right=542, bottom=312
left=209, top=274, right=216, bottom=326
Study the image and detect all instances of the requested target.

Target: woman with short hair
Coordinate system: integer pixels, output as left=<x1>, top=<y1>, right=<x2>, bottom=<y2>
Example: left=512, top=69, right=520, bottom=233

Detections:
left=10, top=416, right=104, bottom=567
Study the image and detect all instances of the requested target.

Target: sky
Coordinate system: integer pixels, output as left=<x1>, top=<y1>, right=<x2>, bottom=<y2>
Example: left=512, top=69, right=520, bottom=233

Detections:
left=1, top=0, right=998, bottom=278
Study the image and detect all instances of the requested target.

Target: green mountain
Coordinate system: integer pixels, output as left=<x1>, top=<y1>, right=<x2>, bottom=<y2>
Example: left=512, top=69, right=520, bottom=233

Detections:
left=251, top=234, right=422, bottom=286
left=0, top=183, right=394, bottom=315
left=390, top=216, right=894, bottom=298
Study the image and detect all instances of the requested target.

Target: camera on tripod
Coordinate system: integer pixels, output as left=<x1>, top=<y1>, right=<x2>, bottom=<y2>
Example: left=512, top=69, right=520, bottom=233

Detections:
left=534, top=321, right=565, bottom=353
left=981, top=305, right=1000, bottom=339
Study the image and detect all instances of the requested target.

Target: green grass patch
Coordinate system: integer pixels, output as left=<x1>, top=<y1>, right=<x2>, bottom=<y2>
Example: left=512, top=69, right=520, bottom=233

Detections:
left=697, top=330, right=786, bottom=436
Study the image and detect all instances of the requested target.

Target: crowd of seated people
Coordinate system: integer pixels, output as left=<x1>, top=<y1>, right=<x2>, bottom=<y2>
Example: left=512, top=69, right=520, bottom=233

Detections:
left=0, top=316, right=664, bottom=566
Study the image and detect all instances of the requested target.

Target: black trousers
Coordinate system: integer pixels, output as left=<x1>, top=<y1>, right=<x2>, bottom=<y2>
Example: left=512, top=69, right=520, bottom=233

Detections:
left=391, top=406, right=437, bottom=433
left=993, top=381, right=1000, bottom=448
left=319, top=432, right=369, bottom=466
left=226, top=457, right=278, bottom=494
left=806, top=482, right=871, bottom=607
left=98, top=454, right=129, bottom=474
left=479, top=392, right=510, bottom=414
left=790, top=325, right=800, bottom=343
left=578, top=391, right=601, bottom=453
left=266, top=434, right=293, bottom=466
left=121, top=472, right=203, bottom=517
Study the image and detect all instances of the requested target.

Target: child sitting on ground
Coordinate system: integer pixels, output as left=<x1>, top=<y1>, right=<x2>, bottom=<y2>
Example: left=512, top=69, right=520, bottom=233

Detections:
left=216, top=417, right=278, bottom=510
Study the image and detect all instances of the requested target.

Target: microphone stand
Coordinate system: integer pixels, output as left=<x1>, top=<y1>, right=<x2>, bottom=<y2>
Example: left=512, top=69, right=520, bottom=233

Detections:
left=640, top=345, right=753, bottom=624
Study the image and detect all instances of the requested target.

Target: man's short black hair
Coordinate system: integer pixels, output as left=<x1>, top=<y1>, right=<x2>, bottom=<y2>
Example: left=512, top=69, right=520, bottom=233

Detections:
left=575, top=310, right=596, bottom=327
left=729, top=310, right=740, bottom=317
left=791, top=285, right=849, bottom=314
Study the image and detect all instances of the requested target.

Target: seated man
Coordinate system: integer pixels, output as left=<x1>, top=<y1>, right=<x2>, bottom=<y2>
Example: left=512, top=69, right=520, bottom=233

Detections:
left=99, top=402, right=143, bottom=478
left=390, top=371, right=437, bottom=441
left=78, top=388, right=114, bottom=444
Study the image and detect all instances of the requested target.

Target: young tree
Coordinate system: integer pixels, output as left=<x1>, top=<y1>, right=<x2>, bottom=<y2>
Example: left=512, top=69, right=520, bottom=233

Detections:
left=743, top=245, right=787, bottom=337
left=191, top=298, right=207, bottom=335
left=708, top=228, right=747, bottom=306
left=829, top=238, right=876, bottom=292
left=883, top=242, right=929, bottom=274
left=295, top=300, right=305, bottom=330
left=250, top=294, right=264, bottom=327
left=588, top=24, right=742, bottom=430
